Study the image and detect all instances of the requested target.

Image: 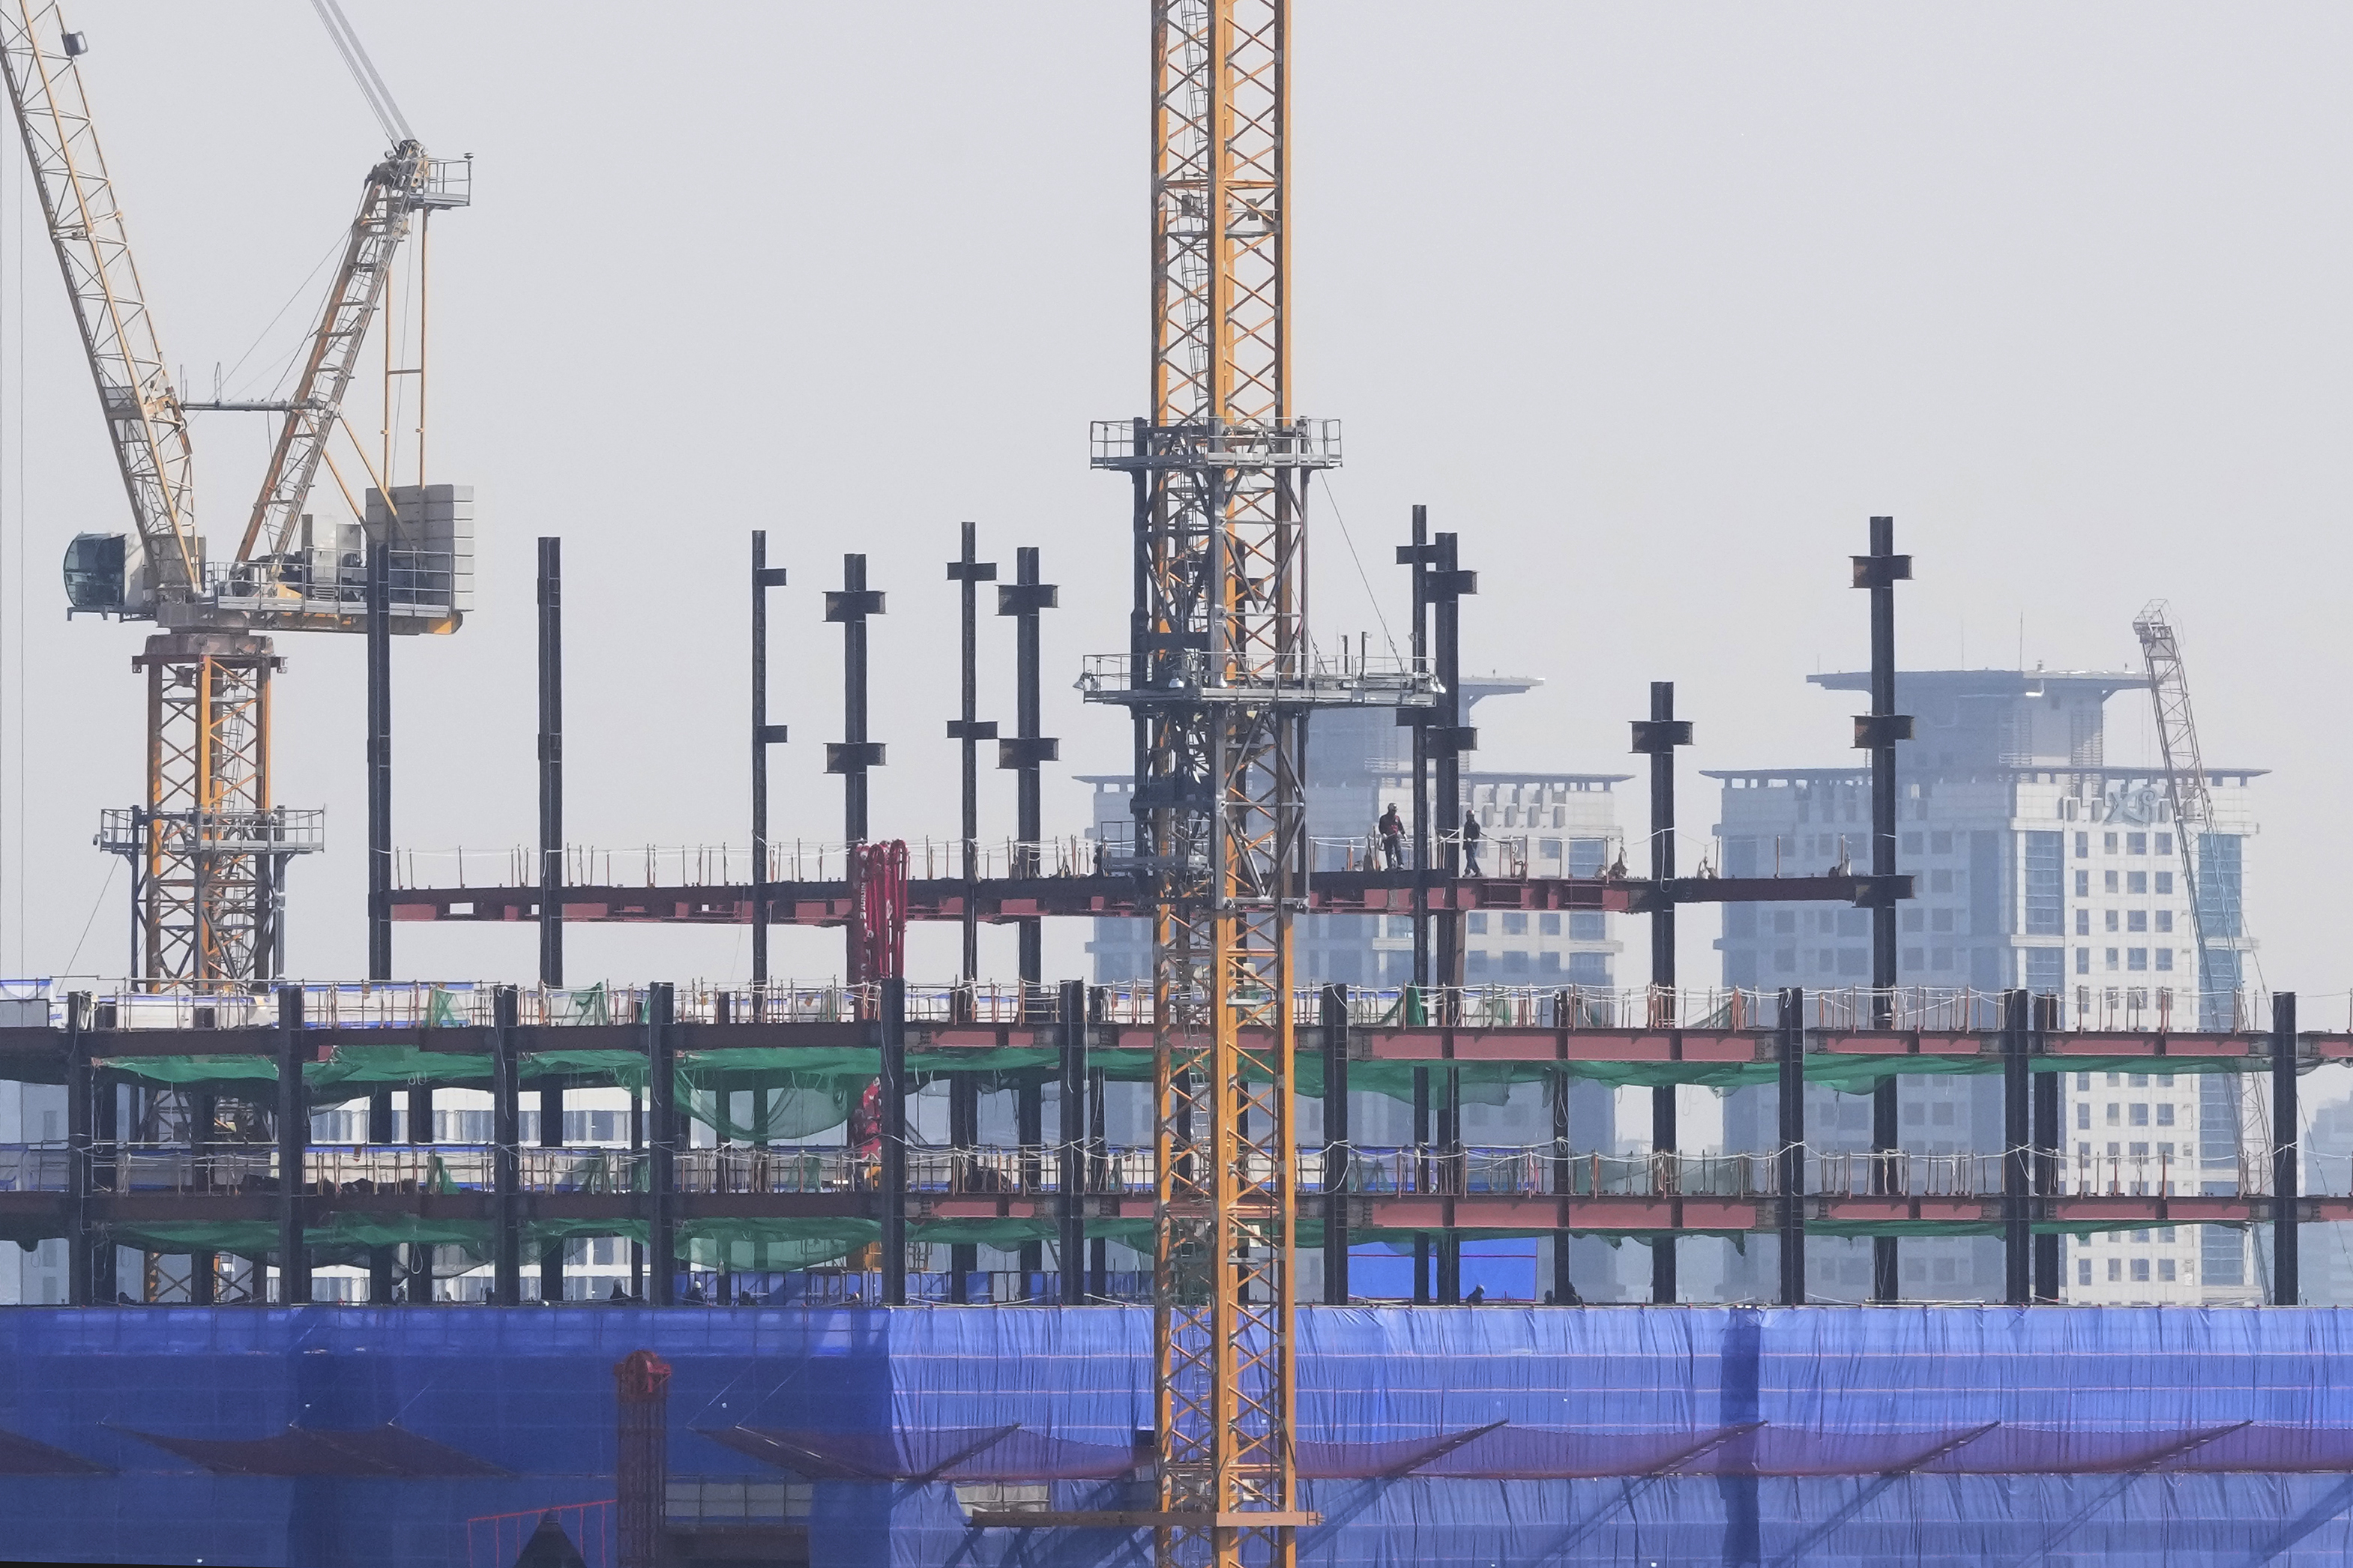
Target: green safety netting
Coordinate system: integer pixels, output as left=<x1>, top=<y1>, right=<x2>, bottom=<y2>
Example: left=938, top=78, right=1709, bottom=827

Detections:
left=678, top=1216, right=879, bottom=1271
left=95, top=1055, right=279, bottom=1088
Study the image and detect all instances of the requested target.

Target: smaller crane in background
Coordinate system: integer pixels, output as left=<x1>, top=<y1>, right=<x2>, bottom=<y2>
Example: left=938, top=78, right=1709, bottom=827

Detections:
left=0, top=0, right=469, bottom=986
left=2131, top=599, right=2251, bottom=1015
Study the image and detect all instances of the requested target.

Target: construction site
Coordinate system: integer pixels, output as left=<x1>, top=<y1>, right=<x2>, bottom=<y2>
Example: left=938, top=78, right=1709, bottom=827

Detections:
left=0, top=2, right=2343, bottom=1565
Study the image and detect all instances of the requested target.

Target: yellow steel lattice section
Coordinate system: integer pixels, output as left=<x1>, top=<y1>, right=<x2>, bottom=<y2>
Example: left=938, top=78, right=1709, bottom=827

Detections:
left=1147, top=4, right=1301, bottom=1564
left=136, top=636, right=275, bottom=989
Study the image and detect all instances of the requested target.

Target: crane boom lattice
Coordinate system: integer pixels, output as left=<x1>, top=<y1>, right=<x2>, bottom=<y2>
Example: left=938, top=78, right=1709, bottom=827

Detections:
left=0, top=0, right=199, bottom=609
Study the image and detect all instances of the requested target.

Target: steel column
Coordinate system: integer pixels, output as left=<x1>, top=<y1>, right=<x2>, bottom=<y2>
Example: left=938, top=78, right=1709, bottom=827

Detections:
left=1059, top=979, right=1087, bottom=1303
left=751, top=531, right=788, bottom=990
left=367, top=538, right=391, bottom=980
left=2032, top=994, right=2061, bottom=1300
left=648, top=983, right=676, bottom=1306
left=64, top=993, right=91, bottom=1306
left=998, top=547, right=1060, bottom=998
left=1777, top=988, right=1806, bottom=1305
left=1633, top=682, right=1692, bottom=1303
left=276, top=984, right=308, bottom=1305
left=947, top=525, right=998, bottom=989
left=537, top=537, right=563, bottom=988
left=2274, top=991, right=2299, bottom=1305
left=880, top=975, right=908, bottom=1306
left=1854, top=514, right=1913, bottom=1301
left=824, top=555, right=885, bottom=848
left=491, top=985, right=520, bottom=1306
left=2001, top=989, right=2031, bottom=1305
left=1320, top=984, right=1349, bottom=1304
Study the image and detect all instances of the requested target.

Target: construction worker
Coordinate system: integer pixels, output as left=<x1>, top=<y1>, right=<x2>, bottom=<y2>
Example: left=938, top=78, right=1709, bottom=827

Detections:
left=1461, top=809, right=1483, bottom=877
left=1379, top=803, right=1405, bottom=869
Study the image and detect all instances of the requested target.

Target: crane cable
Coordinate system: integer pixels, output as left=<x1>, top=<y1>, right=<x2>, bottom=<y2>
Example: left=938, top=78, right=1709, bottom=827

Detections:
left=310, top=0, right=413, bottom=148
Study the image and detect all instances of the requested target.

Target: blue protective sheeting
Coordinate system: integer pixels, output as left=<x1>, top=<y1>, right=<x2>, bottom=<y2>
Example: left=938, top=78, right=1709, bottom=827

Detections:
left=3, top=1305, right=2353, bottom=1564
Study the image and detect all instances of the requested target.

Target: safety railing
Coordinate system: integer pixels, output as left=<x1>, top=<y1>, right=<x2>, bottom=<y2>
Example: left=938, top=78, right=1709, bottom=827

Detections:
left=393, top=836, right=1110, bottom=891
left=672, top=1147, right=867, bottom=1195
left=519, top=1148, right=645, bottom=1193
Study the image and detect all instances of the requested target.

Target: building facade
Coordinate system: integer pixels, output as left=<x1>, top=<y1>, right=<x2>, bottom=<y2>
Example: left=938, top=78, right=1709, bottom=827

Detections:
left=1712, top=669, right=2262, bottom=1304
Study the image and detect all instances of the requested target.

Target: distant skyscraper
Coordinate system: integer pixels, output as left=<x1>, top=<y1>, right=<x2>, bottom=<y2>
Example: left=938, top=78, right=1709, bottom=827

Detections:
left=1711, top=667, right=2262, bottom=1303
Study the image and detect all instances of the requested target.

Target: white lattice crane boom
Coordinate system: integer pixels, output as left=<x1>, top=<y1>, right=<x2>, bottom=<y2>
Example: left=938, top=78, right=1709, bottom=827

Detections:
left=2131, top=600, right=2213, bottom=965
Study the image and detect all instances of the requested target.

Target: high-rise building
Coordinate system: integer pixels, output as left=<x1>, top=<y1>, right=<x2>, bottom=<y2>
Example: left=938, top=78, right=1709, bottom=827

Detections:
left=1711, top=668, right=2262, bottom=1303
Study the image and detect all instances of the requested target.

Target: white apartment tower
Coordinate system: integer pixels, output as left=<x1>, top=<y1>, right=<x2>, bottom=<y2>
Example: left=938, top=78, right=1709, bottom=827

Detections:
left=1714, top=668, right=2262, bottom=1304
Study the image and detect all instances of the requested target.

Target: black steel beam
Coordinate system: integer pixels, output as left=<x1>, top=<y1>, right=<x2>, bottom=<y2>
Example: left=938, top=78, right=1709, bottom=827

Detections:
left=648, top=983, right=676, bottom=1305
left=2002, top=989, right=2031, bottom=1304
left=825, top=554, right=885, bottom=845
left=2032, top=992, right=2061, bottom=1301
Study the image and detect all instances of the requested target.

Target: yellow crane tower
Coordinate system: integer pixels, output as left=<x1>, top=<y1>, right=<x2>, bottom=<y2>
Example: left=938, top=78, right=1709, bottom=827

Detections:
left=0, top=1, right=468, bottom=986
left=1072, top=4, right=1432, bottom=1561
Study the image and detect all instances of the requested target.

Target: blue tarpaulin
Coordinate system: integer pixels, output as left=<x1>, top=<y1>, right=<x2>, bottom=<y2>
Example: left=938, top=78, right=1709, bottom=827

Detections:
left=3, top=1305, right=2353, bottom=1564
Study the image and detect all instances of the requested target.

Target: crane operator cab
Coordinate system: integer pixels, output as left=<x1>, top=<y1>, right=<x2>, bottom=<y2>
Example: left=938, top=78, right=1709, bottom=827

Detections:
left=62, top=531, right=151, bottom=618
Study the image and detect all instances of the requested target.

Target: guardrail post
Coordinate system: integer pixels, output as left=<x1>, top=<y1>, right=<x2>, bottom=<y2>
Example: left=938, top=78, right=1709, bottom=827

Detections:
left=881, top=976, right=908, bottom=1306
left=1550, top=997, right=1573, bottom=1303
left=1777, top=986, right=1806, bottom=1306
left=492, top=986, right=520, bottom=1306
left=1058, top=979, right=1085, bottom=1304
left=2274, top=991, right=2299, bottom=1306
left=648, top=983, right=676, bottom=1306
left=277, top=984, right=310, bottom=1306
left=1322, top=984, right=1350, bottom=1304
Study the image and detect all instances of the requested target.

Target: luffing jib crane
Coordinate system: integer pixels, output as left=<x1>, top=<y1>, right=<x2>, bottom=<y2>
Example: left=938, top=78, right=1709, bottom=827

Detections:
left=0, top=0, right=469, bottom=986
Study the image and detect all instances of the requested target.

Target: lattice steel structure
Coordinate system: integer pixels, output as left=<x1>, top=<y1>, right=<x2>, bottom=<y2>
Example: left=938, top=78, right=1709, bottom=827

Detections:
left=97, top=635, right=322, bottom=987
left=1088, top=5, right=1428, bottom=1560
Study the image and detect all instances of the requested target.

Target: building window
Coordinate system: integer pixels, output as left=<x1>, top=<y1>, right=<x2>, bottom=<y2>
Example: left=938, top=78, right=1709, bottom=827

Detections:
left=1929, top=869, right=1954, bottom=893
left=1838, top=949, right=1867, bottom=976
left=1931, top=947, right=1953, bottom=971
left=1386, top=916, right=1414, bottom=938
left=2105, top=911, right=2119, bottom=932
left=1567, top=953, right=1610, bottom=987
left=2076, top=948, right=2089, bottom=975
left=1539, top=913, right=1561, bottom=936
left=1902, top=908, right=1924, bottom=932
left=2155, top=950, right=2174, bottom=972
left=2157, top=1104, right=2175, bottom=1127
left=2104, top=948, right=2120, bottom=971
left=1772, top=910, right=1797, bottom=934
left=2076, top=1104, right=2089, bottom=1130
left=2155, top=833, right=2173, bottom=856
left=2106, top=1104, right=2120, bottom=1126
left=2154, top=911, right=2172, bottom=934
left=2156, top=872, right=2174, bottom=895
left=2131, top=1259, right=2151, bottom=1282
left=1538, top=951, right=1563, bottom=976
left=1569, top=911, right=1605, bottom=941
left=2127, top=833, right=2148, bottom=855
left=2074, top=909, right=2089, bottom=935
left=1468, top=952, right=1491, bottom=977
left=2130, top=1104, right=2148, bottom=1127
left=1774, top=949, right=1796, bottom=974
left=2104, top=833, right=2119, bottom=853
left=1932, top=830, right=1954, bottom=855
left=1902, top=831, right=1923, bottom=854
left=1931, top=909, right=1955, bottom=933
left=1468, top=914, right=1488, bottom=934
left=1503, top=951, right=1530, bottom=975
left=1502, top=912, right=1528, bottom=935
left=1903, top=947, right=1925, bottom=971
left=2127, top=872, right=2148, bottom=895
left=2075, top=832, right=2090, bottom=857
left=2127, top=911, right=2148, bottom=933
left=2107, top=1258, right=2121, bottom=1282
left=2025, top=832, right=2062, bottom=935
left=2078, top=1258, right=2092, bottom=1285
left=2128, top=948, right=2148, bottom=971
left=2075, top=870, right=2091, bottom=897
left=2159, top=1259, right=2176, bottom=1282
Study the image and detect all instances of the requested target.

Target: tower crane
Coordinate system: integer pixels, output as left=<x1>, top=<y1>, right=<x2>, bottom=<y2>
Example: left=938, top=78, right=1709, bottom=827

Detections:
left=0, top=0, right=468, bottom=986
left=2131, top=600, right=2250, bottom=1019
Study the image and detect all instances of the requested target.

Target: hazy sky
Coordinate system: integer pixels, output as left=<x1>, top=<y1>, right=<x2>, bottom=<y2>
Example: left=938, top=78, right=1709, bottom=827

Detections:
left=0, top=4, right=2343, bottom=1004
